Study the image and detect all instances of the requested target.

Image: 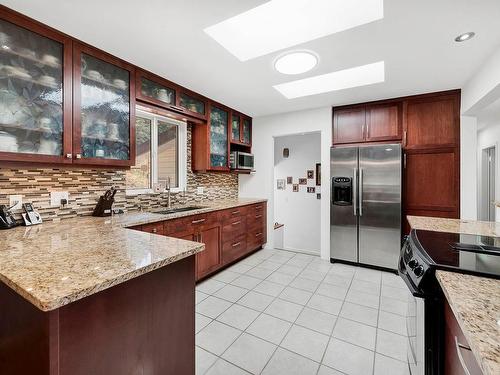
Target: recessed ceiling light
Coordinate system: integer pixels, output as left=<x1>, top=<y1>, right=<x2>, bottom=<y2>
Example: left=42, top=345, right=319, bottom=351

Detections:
left=274, top=61, right=385, bottom=99
left=275, top=51, right=318, bottom=75
left=454, top=32, right=475, bottom=42
left=204, top=0, right=384, bottom=61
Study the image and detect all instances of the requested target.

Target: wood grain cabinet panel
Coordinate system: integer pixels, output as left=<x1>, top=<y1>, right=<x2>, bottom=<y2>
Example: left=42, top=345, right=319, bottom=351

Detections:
left=444, top=300, right=483, bottom=375
left=196, top=226, right=222, bottom=279
left=333, top=107, right=366, bottom=144
left=366, top=103, right=402, bottom=141
left=404, top=94, right=460, bottom=149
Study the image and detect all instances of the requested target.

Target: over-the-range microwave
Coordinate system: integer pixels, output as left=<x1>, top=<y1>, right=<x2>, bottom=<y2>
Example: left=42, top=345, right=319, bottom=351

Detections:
left=230, top=151, right=254, bottom=170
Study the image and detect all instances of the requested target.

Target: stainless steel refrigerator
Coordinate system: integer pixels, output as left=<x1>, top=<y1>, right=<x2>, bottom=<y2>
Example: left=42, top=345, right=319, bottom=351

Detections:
left=330, top=144, right=402, bottom=270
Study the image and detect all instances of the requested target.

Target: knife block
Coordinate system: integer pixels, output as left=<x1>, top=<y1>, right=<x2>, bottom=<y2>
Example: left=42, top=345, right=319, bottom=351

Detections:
left=92, top=195, right=114, bottom=217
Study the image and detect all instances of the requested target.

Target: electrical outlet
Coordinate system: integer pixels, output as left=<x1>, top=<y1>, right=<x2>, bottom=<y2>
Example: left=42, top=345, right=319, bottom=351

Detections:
left=50, top=191, right=69, bottom=207
left=9, top=195, right=22, bottom=210
left=196, top=187, right=204, bottom=195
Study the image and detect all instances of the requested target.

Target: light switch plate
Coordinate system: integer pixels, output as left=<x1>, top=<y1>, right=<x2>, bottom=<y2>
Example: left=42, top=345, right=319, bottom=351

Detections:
left=196, top=187, right=204, bottom=195
left=9, top=195, right=22, bottom=210
left=50, top=191, right=69, bottom=207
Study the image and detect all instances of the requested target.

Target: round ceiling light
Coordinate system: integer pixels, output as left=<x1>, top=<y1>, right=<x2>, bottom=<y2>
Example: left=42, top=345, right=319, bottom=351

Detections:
left=454, top=32, right=475, bottom=42
left=274, top=51, right=318, bottom=75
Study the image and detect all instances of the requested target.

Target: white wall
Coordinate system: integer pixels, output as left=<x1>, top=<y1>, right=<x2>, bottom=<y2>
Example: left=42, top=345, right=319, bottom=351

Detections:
left=239, top=107, right=332, bottom=260
left=460, top=116, right=478, bottom=220
left=274, top=132, right=321, bottom=254
left=477, top=123, right=500, bottom=221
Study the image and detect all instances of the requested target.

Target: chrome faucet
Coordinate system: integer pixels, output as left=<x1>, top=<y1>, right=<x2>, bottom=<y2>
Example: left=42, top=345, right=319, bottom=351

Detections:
left=166, top=177, right=171, bottom=209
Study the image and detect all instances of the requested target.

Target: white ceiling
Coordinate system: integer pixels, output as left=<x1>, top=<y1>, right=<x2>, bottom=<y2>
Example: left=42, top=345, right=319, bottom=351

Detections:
left=3, top=0, right=500, bottom=117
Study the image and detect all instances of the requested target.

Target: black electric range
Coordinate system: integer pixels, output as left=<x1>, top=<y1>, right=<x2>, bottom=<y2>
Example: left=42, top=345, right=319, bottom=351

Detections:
left=398, top=229, right=500, bottom=375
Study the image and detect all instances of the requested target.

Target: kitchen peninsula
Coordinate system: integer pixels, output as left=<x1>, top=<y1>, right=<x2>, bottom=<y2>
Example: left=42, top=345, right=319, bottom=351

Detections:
left=0, top=198, right=266, bottom=375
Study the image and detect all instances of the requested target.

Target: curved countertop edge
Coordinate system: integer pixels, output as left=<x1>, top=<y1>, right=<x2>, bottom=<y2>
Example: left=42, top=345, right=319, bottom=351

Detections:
left=0, top=198, right=267, bottom=312
left=0, top=244, right=204, bottom=312
left=436, top=271, right=500, bottom=375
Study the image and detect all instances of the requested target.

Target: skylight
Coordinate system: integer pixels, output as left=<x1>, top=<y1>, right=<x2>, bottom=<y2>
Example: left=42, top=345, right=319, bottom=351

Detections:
left=273, top=61, right=385, bottom=99
left=204, top=0, right=384, bottom=61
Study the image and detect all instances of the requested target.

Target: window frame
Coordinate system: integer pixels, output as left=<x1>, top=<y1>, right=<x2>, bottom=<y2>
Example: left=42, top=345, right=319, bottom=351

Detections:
left=126, top=109, right=187, bottom=195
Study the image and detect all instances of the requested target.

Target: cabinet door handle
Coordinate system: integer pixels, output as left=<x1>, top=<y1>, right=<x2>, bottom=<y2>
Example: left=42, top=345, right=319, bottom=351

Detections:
left=152, top=228, right=157, bottom=233
left=232, top=242, right=241, bottom=247
left=403, top=130, right=407, bottom=147
left=231, top=210, right=240, bottom=215
left=192, top=219, right=206, bottom=224
left=454, top=336, right=472, bottom=375
left=255, top=214, right=262, bottom=219
left=66, top=153, right=73, bottom=159
left=232, top=221, right=241, bottom=226
left=199, top=234, right=202, bottom=242
left=256, top=232, right=262, bottom=237
left=404, top=153, right=407, bottom=169
left=75, top=153, right=82, bottom=159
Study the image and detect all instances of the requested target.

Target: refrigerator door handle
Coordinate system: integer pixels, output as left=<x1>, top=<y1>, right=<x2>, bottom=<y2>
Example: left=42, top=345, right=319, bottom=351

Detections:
left=359, top=168, right=363, bottom=216
left=353, top=168, right=357, bottom=216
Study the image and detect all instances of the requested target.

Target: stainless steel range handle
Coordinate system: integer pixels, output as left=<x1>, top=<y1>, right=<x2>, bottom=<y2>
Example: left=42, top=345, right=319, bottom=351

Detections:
left=455, top=336, right=473, bottom=375
left=359, top=168, right=363, bottom=216
left=352, top=168, right=357, bottom=216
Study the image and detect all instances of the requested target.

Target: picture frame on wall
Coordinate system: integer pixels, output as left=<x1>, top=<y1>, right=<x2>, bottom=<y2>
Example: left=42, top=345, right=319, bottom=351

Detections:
left=277, top=179, right=286, bottom=190
left=307, top=187, right=315, bottom=193
left=292, top=184, right=299, bottom=192
left=299, top=178, right=307, bottom=185
left=316, top=163, right=321, bottom=186
left=307, top=170, right=314, bottom=179
left=287, top=176, right=293, bottom=184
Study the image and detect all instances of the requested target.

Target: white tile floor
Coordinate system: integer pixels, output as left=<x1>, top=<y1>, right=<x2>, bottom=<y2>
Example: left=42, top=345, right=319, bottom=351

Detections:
left=195, top=248, right=411, bottom=375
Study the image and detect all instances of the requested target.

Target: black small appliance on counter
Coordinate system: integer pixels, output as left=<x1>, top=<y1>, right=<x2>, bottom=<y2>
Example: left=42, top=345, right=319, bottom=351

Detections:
left=92, top=187, right=117, bottom=217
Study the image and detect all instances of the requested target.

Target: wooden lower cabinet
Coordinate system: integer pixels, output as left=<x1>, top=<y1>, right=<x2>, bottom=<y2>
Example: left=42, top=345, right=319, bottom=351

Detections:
left=444, top=300, right=483, bottom=375
left=136, top=202, right=267, bottom=281
left=196, top=226, right=222, bottom=280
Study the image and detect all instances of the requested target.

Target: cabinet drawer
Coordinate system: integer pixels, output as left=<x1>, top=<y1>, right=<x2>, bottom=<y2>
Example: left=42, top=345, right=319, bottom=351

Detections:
left=222, top=217, right=247, bottom=238
left=220, top=207, right=246, bottom=222
left=222, top=235, right=247, bottom=264
left=247, top=227, right=265, bottom=249
left=142, top=222, right=165, bottom=235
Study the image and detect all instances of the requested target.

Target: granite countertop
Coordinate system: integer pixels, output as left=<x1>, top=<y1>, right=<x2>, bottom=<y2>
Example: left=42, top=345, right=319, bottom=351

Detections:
left=0, top=198, right=266, bottom=312
left=408, top=215, right=500, bottom=375
left=436, top=271, right=500, bottom=375
left=407, top=215, right=500, bottom=237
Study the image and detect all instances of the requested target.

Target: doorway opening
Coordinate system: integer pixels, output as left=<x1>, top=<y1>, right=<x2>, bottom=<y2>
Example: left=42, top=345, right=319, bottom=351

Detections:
left=479, top=145, right=496, bottom=221
left=273, top=132, right=321, bottom=255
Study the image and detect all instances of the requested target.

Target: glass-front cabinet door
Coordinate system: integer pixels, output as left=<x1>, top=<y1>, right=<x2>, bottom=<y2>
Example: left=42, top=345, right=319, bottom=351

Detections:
left=231, top=113, right=240, bottom=143
left=242, top=117, right=251, bottom=145
left=179, top=90, right=207, bottom=120
left=0, top=14, right=72, bottom=163
left=136, top=69, right=176, bottom=109
left=209, top=105, right=229, bottom=170
left=73, top=43, right=135, bottom=166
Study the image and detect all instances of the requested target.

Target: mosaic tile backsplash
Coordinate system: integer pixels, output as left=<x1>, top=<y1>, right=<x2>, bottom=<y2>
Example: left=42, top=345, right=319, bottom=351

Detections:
left=0, top=126, right=238, bottom=222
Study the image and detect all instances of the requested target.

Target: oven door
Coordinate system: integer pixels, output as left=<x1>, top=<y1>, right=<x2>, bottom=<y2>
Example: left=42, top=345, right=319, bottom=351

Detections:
left=407, top=293, right=425, bottom=375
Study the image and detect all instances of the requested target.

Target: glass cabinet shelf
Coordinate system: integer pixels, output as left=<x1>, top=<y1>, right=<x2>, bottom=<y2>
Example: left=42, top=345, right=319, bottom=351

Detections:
left=0, top=18, right=64, bottom=156
left=231, top=114, right=240, bottom=143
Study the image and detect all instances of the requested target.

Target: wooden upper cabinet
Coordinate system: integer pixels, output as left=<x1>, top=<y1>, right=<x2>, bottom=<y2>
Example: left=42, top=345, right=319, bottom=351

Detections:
left=72, top=43, right=136, bottom=166
left=135, top=69, right=177, bottom=109
left=333, top=107, right=366, bottom=144
left=365, top=103, right=402, bottom=142
left=0, top=9, right=73, bottom=164
left=178, top=89, right=207, bottom=120
left=403, top=93, right=460, bottom=149
left=230, top=112, right=252, bottom=146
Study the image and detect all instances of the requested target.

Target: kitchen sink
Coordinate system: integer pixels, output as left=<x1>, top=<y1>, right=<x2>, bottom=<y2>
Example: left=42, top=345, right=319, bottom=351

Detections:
left=154, top=206, right=205, bottom=215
